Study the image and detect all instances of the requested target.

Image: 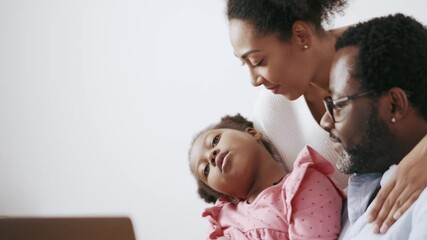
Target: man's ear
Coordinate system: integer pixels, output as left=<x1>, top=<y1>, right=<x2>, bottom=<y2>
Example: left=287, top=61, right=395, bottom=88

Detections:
left=245, top=127, right=262, bottom=140
left=292, top=21, right=313, bottom=49
left=387, top=87, right=410, bottom=121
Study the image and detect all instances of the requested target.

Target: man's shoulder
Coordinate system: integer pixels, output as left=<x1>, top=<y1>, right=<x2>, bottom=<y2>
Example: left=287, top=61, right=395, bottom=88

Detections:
left=341, top=179, right=427, bottom=240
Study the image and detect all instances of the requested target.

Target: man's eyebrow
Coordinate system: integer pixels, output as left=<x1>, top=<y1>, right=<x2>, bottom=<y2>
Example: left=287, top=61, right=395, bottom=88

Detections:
left=234, top=49, right=261, bottom=59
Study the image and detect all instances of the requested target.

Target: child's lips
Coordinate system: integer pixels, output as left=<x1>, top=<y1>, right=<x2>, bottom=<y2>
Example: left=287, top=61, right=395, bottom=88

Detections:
left=215, top=150, right=230, bottom=173
left=221, top=152, right=231, bottom=173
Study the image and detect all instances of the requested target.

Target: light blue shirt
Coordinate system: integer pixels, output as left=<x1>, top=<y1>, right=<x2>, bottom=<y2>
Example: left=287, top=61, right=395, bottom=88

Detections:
left=339, top=165, right=427, bottom=239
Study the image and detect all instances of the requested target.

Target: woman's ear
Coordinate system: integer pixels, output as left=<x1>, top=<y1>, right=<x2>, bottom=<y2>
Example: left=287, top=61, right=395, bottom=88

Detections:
left=245, top=127, right=262, bottom=140
left=387, top=87, right=410, bottom=121
left=292, top=21, right=313, bottom=49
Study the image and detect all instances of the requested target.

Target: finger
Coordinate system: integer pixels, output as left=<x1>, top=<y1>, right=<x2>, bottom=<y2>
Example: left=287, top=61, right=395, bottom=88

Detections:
left=378, top=198, right=401, bottom=233
left=392, top=190, right=422, bottom=220
left=371, top=191, right=398, bottom=233
left=367, top=180, right=395, bottom=223
left=377, top=187, right=421, bottom=233
left=370, top=179, right=405, bottom=233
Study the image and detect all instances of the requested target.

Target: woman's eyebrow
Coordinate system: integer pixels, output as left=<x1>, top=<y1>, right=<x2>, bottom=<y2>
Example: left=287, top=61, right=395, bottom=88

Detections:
left=234, top=49, right=261, bottom=59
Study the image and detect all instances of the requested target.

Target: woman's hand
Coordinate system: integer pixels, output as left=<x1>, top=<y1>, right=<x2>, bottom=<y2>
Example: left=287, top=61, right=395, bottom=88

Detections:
left=367, top=134, right=427, bottom=233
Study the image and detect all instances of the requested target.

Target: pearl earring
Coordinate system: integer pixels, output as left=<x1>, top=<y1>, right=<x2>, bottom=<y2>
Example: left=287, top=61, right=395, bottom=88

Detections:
left=390, top=117, right=396, bottom=123
left=303, top=45, right=308, bottom=49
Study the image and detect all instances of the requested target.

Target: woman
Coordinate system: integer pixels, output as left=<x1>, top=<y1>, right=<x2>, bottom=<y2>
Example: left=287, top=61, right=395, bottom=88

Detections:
left=225, top=0, right=427, bottom=233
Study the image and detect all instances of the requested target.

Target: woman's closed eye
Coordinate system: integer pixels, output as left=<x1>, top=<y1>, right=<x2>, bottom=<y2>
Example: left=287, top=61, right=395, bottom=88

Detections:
left=240, top=58, right=263, bottom=67
left=252, top=58, right=264, bottom=67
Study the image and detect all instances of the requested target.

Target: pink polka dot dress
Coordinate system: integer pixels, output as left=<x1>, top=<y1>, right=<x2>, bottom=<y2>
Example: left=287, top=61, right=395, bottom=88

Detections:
left=202, top=146, right=346, bottom=240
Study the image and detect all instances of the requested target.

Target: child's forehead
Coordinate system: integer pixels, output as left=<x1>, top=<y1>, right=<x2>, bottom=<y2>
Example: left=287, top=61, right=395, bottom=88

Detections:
left=192, top=129, right=216, bottom=148
left=190, top=129, right=221, bottom=158
left=188, top=130, right=213, bottom=174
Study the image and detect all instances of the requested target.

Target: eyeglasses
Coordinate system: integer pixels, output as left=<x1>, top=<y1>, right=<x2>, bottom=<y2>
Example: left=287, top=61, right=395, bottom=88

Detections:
left=323, top=91, right=373, bottom=123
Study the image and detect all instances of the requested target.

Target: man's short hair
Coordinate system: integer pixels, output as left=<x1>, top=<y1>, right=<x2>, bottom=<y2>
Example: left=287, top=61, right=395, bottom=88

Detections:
left=336, top=13, right=427, bottom=120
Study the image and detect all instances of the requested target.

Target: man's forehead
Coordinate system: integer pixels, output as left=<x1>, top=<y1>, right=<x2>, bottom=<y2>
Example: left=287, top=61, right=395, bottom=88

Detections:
left=330, top=47, right=360, bottom=95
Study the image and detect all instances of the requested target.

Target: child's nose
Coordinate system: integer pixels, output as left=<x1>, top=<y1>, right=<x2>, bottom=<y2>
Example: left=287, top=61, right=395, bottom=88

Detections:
left=209, top=149, right=219, bottom=166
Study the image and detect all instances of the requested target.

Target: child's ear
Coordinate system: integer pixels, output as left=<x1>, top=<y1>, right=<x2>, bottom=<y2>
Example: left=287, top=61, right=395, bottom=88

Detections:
left=245, top=127, right=262, bottom=140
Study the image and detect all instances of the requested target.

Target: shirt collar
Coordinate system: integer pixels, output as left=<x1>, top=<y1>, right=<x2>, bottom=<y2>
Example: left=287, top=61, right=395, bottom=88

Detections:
left=347, top=172, right=382, bottom=224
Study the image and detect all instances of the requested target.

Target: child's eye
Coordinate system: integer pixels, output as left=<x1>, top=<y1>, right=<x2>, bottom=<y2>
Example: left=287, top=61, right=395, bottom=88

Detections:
left=203, top=164, right=210, bottom=178
left=212, top=134, right=220, bottom=147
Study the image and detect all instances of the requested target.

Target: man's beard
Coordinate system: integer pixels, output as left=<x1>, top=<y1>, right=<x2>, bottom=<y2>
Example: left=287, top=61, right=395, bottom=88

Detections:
left=336, top=108, right=399, bottom=174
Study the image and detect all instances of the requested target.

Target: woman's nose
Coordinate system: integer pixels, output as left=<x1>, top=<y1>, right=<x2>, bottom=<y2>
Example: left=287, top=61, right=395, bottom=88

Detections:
left=251, top=75, right=264, bottom=87
left=249, top=70, right=263, bottom=87
left=320, top=111, right=334, bottom=132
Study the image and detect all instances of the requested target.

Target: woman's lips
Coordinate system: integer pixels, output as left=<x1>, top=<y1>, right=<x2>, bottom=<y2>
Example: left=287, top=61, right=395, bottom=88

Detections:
left=266, top=85, right=279, bottom=94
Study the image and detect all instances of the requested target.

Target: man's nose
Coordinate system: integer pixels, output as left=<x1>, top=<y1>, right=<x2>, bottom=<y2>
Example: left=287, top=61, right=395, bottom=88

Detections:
left=320, top=111, right=334, bottom=132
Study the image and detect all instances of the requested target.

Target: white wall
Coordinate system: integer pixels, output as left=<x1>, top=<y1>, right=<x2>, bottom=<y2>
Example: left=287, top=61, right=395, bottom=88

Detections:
left=0, top=0, right=425, bottom=239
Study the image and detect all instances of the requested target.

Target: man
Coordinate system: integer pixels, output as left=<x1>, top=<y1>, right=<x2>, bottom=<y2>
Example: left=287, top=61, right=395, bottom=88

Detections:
left=320, top=14, right=427, bottom=239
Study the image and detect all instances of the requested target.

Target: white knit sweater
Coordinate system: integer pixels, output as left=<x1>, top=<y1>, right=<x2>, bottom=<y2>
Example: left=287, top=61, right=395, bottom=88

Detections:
left=252, top=88, right=349, bottom=189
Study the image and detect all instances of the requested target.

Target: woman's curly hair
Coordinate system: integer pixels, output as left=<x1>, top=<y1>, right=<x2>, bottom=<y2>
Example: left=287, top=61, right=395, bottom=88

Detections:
left=226, top=0, right=348, bottom=40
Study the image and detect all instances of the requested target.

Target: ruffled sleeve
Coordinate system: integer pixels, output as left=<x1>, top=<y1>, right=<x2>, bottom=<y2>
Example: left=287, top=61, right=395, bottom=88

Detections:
left=202, top=199, right=228, bottom=239
left=284, top=146, right=346, bottom=240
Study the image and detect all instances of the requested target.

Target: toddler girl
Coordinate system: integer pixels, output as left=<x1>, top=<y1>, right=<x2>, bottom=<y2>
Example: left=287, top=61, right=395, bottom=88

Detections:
left=189, top=114, right=345, bottom=239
